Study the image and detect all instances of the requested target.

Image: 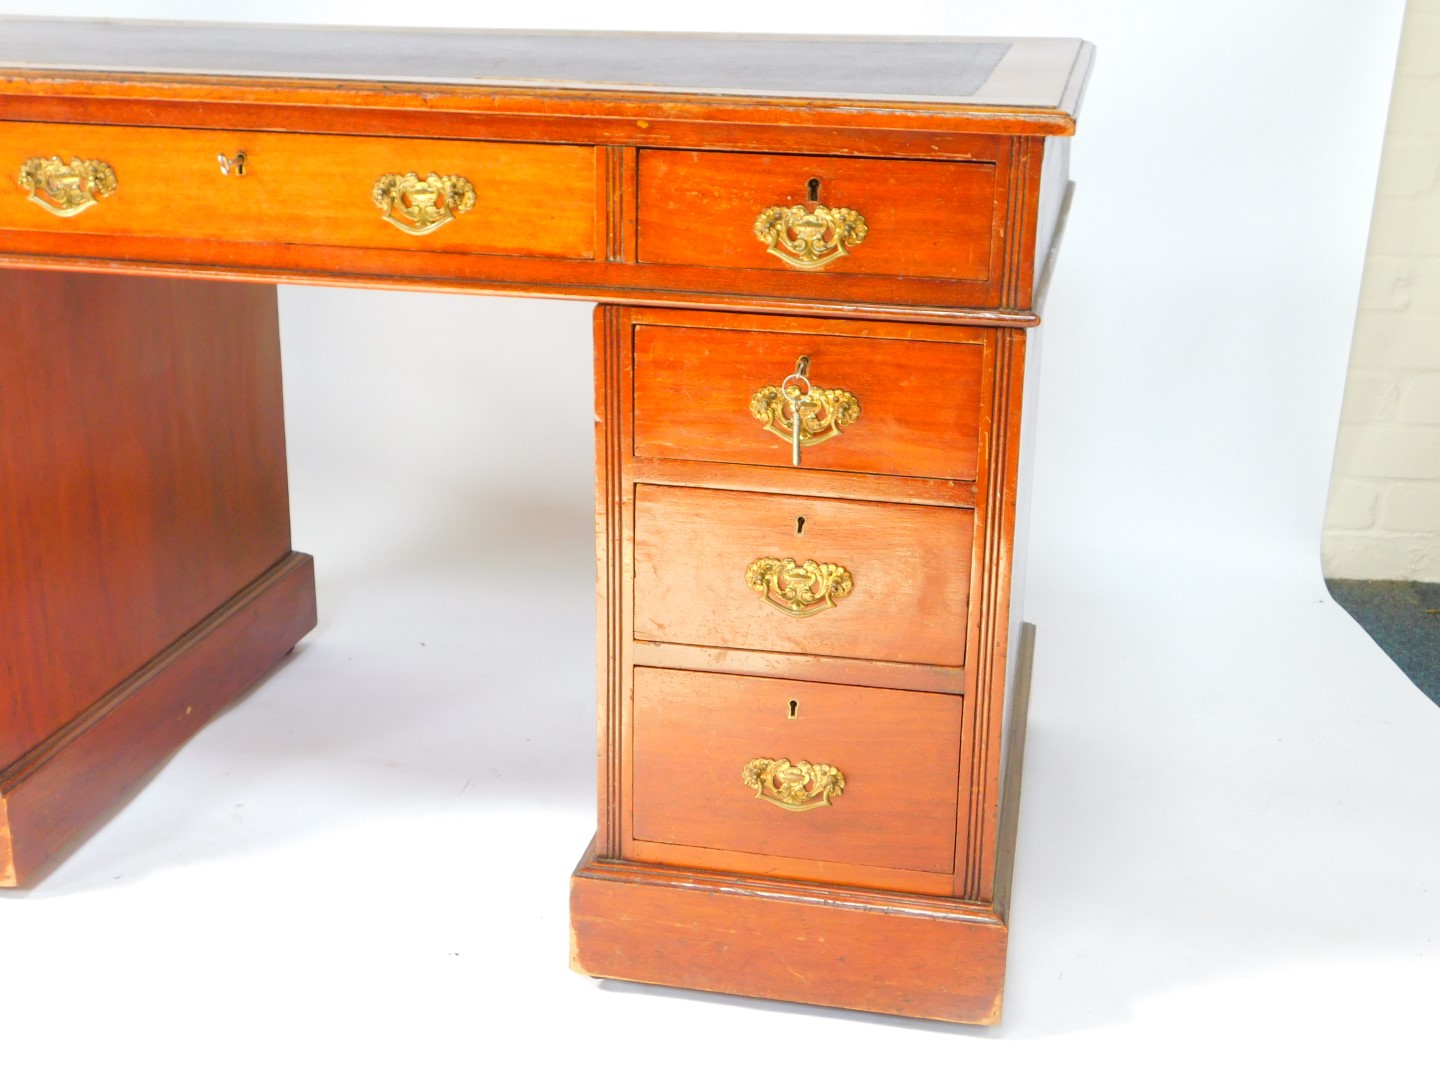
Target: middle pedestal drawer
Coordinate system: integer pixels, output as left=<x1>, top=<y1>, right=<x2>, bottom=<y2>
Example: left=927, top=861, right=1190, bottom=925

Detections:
left=633, top=484, right=973, bottom=667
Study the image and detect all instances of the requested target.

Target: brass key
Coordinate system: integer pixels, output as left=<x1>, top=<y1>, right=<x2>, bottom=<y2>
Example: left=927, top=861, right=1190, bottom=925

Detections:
left=790, top=394, right=804, bottom=465
left=781, top=358, right=813, bottom=467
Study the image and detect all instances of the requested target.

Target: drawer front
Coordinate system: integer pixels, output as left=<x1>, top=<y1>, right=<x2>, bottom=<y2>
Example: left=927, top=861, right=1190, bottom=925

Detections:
left=633, top=485, right=972, bottom=667
left=637, top=149, right=997, bottom=283
left=631, top=667, right=962, bottom=878
left=633, top=322, right=983, bottom=481
left=0, top=121, right=596, bottom=259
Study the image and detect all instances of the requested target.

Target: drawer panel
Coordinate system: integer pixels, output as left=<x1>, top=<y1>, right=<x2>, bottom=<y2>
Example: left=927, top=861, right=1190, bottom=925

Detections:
left=631, top=667, right=962, bottom=878
left=633, top=485, right=972, bottom=667
left=637, top=149, right=997, bottom=284
left=633, top=321, right=983, bottom=481
left=0, top=121, right=596, bottom=259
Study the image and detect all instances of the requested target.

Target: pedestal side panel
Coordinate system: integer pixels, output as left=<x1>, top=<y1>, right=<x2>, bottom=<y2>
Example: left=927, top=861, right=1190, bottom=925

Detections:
left=0, top=268, right=292, bottom=767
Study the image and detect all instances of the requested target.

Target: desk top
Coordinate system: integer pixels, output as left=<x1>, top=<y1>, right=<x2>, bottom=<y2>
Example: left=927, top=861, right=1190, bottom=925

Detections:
left=0, top=17, right=1085, bottom=320
left=0, top=18, right=1092, bottom=130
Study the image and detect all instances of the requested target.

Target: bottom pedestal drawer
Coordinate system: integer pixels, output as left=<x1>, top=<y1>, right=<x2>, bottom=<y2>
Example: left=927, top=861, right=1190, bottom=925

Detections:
left=630, top=666, right=965, bottom=890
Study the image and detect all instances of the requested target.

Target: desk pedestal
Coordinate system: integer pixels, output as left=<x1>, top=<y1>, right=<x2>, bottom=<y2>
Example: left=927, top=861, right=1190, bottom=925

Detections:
left=0, top=269, right=316, bottom=885
left=568, top=303, right=1037, bottom=1023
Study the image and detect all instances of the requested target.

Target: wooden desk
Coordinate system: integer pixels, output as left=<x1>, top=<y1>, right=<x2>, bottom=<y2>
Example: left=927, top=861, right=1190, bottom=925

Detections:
left=0, top=19, right=1091, bottom=1024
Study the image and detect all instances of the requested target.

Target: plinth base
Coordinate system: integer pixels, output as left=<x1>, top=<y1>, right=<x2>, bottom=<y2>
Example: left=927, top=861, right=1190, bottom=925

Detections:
left=0, top=554, right=316, bottom=886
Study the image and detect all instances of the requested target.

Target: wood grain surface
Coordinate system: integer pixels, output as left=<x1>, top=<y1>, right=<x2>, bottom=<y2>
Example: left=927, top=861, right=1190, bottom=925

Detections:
left=0, top=121, right=597, bottom=259
left=633, top=318, right=984, bottom=481
left=571, top=848, right=1009, bottom=1024
left=637, top=149, right=998, bottom=283
left=632, top=484, right=973, bottom=666
left=630, top=667, right=964, bottom=882
left=0, top=123, right=1046, bottom=317
left=0, top=267, right=293, bottom=770
left=0, top=553, right=316, bottom=886
left=630, top=640, right=968, bottom=695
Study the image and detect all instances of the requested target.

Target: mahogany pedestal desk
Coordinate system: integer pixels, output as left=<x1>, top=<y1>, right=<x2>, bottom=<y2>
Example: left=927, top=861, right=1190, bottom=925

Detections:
left=0, top=19, right=1092, bottom=1025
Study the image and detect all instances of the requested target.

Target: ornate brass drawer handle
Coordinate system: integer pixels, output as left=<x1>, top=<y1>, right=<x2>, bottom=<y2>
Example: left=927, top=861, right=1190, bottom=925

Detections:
left=753, top=203, right=867, bottom=270
left=18, top=156, right=118, bottom=217
left=371, top=172, right=477, bottom=235
left=745, top=556, right=853, bottom=618
left=750, top=360, right=860, bottom=459
left=742, top=757, right=846, bottom=812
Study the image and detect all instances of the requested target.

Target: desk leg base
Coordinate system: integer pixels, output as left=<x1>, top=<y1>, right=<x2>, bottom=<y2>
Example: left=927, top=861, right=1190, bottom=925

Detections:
left=0, top=552, right=317, bottom=887
left=570, top=849, right=1009, bottom=1024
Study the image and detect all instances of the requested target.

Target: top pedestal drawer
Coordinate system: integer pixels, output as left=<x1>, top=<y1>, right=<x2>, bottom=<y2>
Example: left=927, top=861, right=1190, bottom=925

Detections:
left=637, top=149, right=999, bottom=291
left=0, top=122, right=596, bottom=259
left=633, top=319, right=985, bottom=482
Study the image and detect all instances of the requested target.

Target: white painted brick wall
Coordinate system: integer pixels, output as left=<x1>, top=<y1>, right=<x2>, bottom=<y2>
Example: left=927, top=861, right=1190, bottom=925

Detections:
left=1323, top=0, right=1440, bottom=582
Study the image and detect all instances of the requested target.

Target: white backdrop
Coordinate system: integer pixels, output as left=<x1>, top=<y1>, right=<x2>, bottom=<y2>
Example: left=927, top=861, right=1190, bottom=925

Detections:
left=3, top=2, right=1436, bottom=1076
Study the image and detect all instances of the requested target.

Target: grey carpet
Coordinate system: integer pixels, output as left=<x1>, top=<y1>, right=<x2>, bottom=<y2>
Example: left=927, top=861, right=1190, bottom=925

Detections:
left=1326, top=578, right=1440, bottom=708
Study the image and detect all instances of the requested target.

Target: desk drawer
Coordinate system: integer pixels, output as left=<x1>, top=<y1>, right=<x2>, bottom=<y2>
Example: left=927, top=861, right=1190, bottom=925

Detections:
left=637, top=149, right=998, bottom=286
left=631, top=666, right=962, bottom=886
left=633, top=485, right=972, bottom=667
left=0, top=121, right=596, bottom=259
left=633, top=319, right=984, bottom=481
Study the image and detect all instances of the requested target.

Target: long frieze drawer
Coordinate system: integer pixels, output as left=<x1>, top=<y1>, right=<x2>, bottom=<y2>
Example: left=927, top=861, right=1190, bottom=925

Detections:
left=633, top=485, right=972, bottom=667
left=633, top=321, right=983, bottom=481
left=0, top=121, right=596, bottom=259
left=631, top=667, right=963, bottom=879
left=636, top=149, right=997, bottom=283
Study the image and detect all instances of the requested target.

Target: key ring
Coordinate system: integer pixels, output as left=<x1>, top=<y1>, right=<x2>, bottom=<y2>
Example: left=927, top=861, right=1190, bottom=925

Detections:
left=781, top=355, right=812, bottom=402
left=780, top=372, right=812, bottom=401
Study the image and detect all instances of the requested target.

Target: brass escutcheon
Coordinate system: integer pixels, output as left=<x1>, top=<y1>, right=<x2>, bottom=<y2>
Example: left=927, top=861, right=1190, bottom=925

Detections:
left=753, top=203, right=867, bottom=270
left=371, top=171, right=477, bottom=235
left=742, top=757, right=846, bottom=812
left=745, top=556, right=853, bottom=618
left=18, top=156, right=117, bottom=217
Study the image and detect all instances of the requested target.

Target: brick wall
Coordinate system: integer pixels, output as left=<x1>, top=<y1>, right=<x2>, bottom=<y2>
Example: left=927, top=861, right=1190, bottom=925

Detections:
left=1323, top=0, right=1440, bottom=583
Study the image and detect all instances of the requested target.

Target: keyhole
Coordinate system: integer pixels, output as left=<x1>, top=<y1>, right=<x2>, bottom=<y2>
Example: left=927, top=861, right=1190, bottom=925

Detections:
left=796, top=516, right=806, bottom=535
left=807, top=177, right=821, bottom=201
left=788, top=699, right=799, bottom=720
